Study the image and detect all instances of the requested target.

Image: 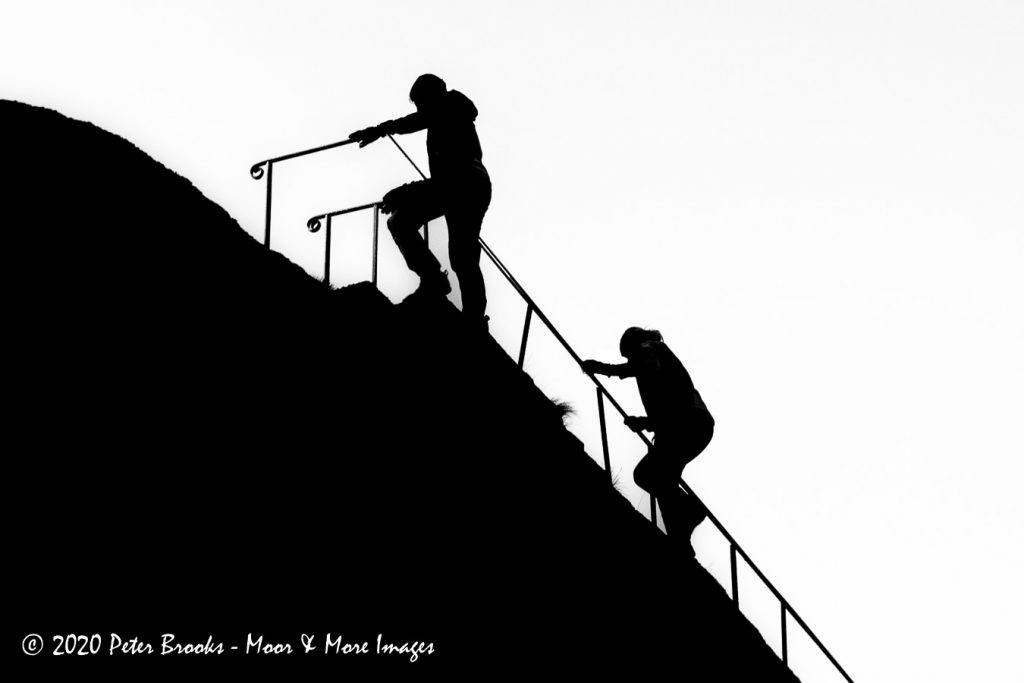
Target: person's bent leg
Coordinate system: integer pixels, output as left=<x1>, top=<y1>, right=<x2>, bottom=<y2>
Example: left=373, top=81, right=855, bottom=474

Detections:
left=655, top=488, right=690, bottom=536
left=676, top=420, right=715, bottom=530
left=634, top=450, right=683, bottom=535
left=635, top=444, right=695, bottom=540
left=388, top=208, right=443, bottom=279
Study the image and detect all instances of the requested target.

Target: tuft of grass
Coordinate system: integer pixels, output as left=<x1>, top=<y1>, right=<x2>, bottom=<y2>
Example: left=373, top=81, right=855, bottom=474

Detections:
left=549, top=398, right=575, bottom=425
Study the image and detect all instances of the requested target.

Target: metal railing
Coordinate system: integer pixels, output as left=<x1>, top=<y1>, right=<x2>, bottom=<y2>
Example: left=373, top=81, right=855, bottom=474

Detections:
left=250, top=134, right=429, bottom=250
left=306, top=202, right=381, bottom=286
left=250, top=137, right=361, bottom=248
left=249, top=135, right=856, bottom=683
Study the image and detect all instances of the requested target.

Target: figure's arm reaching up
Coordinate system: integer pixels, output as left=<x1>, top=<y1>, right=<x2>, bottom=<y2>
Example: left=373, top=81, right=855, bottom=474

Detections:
left=349, top=111, right=427, bottom=147
left=581, top=359, right=636, bottom=379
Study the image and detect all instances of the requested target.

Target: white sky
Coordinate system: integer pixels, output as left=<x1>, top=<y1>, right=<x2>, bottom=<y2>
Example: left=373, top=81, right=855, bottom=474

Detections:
left=4, top=2, right=1022, bottom=681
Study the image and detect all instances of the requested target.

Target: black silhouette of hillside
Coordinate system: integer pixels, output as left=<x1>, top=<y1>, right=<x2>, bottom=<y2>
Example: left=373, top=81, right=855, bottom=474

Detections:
left=3, top=99, right=799, bottom=679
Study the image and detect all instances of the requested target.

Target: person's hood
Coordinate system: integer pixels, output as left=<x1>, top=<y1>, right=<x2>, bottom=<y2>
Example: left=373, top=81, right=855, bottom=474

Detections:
left=447, top=90, right=478, bottom=121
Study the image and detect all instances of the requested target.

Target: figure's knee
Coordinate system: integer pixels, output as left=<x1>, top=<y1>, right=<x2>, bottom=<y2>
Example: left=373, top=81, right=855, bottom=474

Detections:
left=633, top=460, right=657, bottom=494
left=634, top=455, right=680, bottom=496
left=387, top=211, right=418, bottom=237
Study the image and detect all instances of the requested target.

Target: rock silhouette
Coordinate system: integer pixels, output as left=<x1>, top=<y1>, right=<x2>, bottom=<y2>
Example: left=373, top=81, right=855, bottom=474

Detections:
left=3, top=99, right=797, bottom=679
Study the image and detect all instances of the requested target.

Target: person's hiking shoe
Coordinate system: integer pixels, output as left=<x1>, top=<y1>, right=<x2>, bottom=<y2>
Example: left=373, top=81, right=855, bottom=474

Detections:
left=466, top=314, right=490, bottom=335
left=407, top=270, right=452, bottom=301
left=673, top=538, right=698, bottom=561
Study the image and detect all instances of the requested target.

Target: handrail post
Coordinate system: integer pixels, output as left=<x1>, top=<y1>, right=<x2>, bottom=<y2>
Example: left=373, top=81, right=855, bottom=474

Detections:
left=781, top=602, right=789, bottom=664
left=731, top=544, right=739, bottom=605
left=323, top=215, right=332, bottom=286
left=423, top=222, right=429, bottom=249
left=372, top=204, right=380, bottom=286
left=263, top=161, right=274, bottom=247
left=651, top=497, right=658, bottom=527
left=518, top=304, right=534, bottom=369
left=596, top=389, right=612, bottom=484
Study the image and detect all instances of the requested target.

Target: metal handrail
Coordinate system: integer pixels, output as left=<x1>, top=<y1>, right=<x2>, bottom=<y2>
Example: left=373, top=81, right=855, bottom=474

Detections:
left=249, top=134, right=856, bottom=683
left=306, top=202, right=381, bottom=286
left=249, top=137, right=360, bottom=248
left=248, top=135, right=422, bottom=250
left=250, top=137, right=358, bottom=174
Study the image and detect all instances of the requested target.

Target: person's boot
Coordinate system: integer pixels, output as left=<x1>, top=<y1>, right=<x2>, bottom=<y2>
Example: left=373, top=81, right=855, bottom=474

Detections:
left=406, top=270, right=452, bottom=301
left=465, top=314, right=490, bottom=335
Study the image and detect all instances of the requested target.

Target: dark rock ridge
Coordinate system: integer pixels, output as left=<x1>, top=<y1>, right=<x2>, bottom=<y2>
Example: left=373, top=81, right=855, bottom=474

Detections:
left=3, top=99, right=797, bottom=679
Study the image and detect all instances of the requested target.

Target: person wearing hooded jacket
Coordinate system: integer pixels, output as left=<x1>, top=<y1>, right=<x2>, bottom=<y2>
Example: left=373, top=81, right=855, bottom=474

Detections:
left=349, top=74, right=492, bottom=331
left=583, top=327, right=714, bottom=552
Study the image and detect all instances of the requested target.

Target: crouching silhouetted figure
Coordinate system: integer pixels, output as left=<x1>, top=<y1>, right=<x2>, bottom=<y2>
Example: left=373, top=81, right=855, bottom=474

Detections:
left=349, top=74, right=492, bottom=331
left=583, top=327, right=714, bottom=552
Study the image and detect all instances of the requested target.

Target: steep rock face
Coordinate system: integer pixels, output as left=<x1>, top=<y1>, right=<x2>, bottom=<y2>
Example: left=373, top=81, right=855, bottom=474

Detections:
left=3, top=100, right=796, bottom=679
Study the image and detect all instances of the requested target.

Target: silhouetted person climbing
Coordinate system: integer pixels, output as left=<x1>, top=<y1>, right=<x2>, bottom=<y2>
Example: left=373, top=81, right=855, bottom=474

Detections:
left=349, top=74, right=492, bottom=331
left=583, top=328, right=714, bottom=552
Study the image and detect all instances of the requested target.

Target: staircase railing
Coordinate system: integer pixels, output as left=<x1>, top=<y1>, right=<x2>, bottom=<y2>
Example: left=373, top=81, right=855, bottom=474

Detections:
left=250, top=137, right=361, bottom=248
left=249, top=136, right=856, bottom=683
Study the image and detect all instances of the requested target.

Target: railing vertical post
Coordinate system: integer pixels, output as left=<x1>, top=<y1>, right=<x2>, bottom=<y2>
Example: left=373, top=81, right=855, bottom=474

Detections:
left=263, top=161, right=274, bottom=248
left=423, top=222, right=429, bottom=249
left=324, top=215, right=332, bottom=286
left=372, top=204, right=380, bottom=286
left=730, top=545, right=739, bottom=605
left=596, top=389, right=612, bottom=484
left=781, top=602, right=789, bottom=665
left=651, top=497, right=658, bottom=527
left=518, top=305, right=534, bottom=369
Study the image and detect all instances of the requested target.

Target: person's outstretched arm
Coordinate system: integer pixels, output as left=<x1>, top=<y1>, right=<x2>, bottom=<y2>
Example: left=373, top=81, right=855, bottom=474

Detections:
left=582, top=359, right=651, bottom=432
left=623, top=415, right=654, bottom=433
left=581, top=359, right=636, bottom=378
left=349, top=111, right=427, bottom=147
